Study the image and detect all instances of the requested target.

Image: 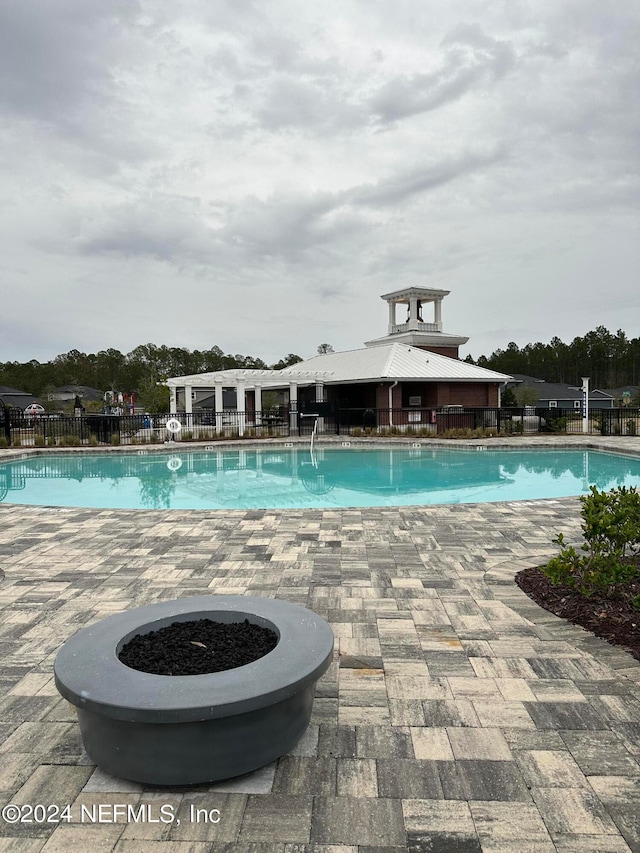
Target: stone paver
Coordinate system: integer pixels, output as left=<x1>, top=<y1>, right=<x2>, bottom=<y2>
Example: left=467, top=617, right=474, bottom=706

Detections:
left=1, top=436, right=640, bottom=851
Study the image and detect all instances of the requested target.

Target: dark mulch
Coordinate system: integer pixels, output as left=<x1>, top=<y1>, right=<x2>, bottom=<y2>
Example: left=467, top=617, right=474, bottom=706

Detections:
left=118, top=618, right=278, bottom=675
left=515, top=561, right=640, bottom=662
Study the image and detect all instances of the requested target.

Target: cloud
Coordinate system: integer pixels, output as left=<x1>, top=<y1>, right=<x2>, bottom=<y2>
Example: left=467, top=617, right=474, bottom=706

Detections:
left=348, top=148, right=508, bottom=207
left=73, top=196, right=218, bottom=263
left=0, top=0, right=639, bottom=365
left=370, top=23, right=516, bottom=123
left=0, top=0, right=138, bottom=125
left=254, top=76, right=365, bottom=134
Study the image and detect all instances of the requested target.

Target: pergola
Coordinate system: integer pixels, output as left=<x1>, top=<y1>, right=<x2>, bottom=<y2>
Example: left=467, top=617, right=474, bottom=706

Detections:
left=165, top=368, right=334, bottom=434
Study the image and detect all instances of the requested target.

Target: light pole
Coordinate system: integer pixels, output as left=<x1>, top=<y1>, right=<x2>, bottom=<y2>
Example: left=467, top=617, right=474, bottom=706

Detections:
left=581, top=377, right=590, bottom=434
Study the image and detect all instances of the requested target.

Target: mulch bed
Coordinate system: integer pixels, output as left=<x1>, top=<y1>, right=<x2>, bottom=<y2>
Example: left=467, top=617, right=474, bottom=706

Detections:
left=119, top=618, right=278, bottom=675
left=515, top=561, right=640, bottom=662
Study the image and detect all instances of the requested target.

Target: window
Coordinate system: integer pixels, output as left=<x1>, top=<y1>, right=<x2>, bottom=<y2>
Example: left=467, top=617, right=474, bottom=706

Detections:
left=574, top=400, right=581, bottom=409
left=549, top=401, right=557, bottom=408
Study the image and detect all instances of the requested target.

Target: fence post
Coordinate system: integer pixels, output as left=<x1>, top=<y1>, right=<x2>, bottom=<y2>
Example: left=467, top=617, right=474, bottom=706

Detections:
left=0, top=402, right=11, bottom=445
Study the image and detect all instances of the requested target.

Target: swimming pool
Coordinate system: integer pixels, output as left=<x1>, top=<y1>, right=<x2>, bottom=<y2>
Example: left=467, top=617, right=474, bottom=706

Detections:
left=2, top=446, right=640, bottom=510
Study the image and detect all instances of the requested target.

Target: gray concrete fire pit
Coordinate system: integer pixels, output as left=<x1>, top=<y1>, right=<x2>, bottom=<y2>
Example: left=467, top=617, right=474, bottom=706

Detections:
left=54, top=595, right=334, bottom=786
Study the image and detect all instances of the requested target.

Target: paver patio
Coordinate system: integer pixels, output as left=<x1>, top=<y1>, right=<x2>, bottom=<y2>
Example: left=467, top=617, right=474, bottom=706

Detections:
left=1, top=436, right=639, bottom=852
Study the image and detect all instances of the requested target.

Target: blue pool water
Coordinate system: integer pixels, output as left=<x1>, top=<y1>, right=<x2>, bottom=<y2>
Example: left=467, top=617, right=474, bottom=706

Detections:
left=1, top=447, right=640, bottom=510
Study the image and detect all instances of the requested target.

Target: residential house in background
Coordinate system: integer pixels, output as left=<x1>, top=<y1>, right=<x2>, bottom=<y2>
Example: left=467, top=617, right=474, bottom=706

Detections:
left=602, top=386, right=640, bottom=407
left=506, top=374, right=614, bottom=410
left=46, top=385, right=104, bottom=407
left=0, top=385, right=41, bottom=411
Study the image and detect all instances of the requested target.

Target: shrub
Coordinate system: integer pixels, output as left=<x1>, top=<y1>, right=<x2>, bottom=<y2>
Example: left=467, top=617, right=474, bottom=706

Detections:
left=34, top=434, right=45, bottom=447
left=542, top=485, right=640, bottom=597
left=548, top=416, right=568, bottom=433
left=592, top=415, right=612, bottom=435
left=626, top=419, right=637, bottom=437
left=0, top=436, right=8, bottom=448
left=503, top=419, right=524, bottom=435
left=88, top=434, right=99, bottom=447
left=60, top=434, right=81, bottom=447
left=111, top=433, right=121, bottom=446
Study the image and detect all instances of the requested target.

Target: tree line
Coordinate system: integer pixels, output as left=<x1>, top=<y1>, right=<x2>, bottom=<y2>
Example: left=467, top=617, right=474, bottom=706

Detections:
left=0, top=345, right=303, bottom=411
left=2, top=326, right=638, bottom=412
left=465, top=326, right=640, bottom=389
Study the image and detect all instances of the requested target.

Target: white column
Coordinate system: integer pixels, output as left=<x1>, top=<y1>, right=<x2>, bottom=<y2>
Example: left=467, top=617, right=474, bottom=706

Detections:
left=254, top=385, right=262, bottom=425
left=434, top=299, right=442, bottom=329
left=170, top=388, right=177, bottom=415
left=388, top=301, right=396, bottom=332
left=184, top=384, right=193, bottom=433
left=236, top=382, right=246, bottom=437
left=582, top=377, right=590, bottom=434
left=315, top=382, right=324, bottom=433
left=409, top=297, right=419, bottom=322
left=215, top=384, right=224, bottom=433
left=289, top=382, right=298, bottom=433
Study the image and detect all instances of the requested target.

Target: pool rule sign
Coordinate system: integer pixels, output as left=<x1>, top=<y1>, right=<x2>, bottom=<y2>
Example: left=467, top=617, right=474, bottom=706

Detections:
left=581, top=377, right=589, bottom=433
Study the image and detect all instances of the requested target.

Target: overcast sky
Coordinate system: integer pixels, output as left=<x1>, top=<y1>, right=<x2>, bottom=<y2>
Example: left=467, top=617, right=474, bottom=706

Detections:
left=1, top=0, right=639, bottom=366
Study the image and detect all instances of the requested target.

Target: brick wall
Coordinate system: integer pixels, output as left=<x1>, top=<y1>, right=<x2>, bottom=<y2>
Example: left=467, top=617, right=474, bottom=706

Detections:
left=437, top=383, right=499, bottom=407
left=376, top=383, right=403, bottom=425
left=413, top=345, right=460, bottom=358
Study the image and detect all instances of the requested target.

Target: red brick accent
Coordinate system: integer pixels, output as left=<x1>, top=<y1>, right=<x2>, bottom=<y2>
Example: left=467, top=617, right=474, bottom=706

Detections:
left=413, top=345, right=460, bottom=358
left=436, top=384, right=450, bottom=406
left=392, top=384, right=402, bottom=408
left=376, top=383, right=403, bottom=425
left=376, top=384, right=389, bottom=425
left=437, top=383, right=500, bottom=407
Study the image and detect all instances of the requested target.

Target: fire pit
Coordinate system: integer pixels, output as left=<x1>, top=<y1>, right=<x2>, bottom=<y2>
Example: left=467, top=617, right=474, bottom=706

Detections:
left=54, top=595, right=334, bottom=786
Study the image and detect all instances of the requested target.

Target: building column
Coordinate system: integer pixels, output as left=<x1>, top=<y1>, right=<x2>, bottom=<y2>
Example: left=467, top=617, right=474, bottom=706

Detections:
left=236, top=382, right=246, bottom=437
left=215, top=384, right=224, bottom=433
left=409, top=297, right=419, bottom=322
left=289, top=382, right=298, bottom=433
left=254, top=385, right=262, bottom=426
left=388, top=301, right=396, bottom=332
left=184, top=384, right=193, bottom=431
left=170, top=388, right=177, bottom=415
left=434, top=298, right=442, bottom=330
left=315, top=382, right=324, bottom=433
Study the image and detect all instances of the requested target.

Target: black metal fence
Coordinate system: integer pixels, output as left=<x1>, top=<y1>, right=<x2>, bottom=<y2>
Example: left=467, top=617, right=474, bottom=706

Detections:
left=1, top=406, right=638, bottom=447
left=328, top=406, right=640, bottom=437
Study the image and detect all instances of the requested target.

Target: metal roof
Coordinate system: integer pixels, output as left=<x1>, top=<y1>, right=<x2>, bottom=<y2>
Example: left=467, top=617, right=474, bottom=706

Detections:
left=166, top=368, right=334, bottom=388
left=166, top=344, right=511, bottom=388
left=281, top=343, right=511, bottom=384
